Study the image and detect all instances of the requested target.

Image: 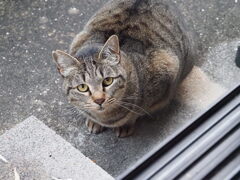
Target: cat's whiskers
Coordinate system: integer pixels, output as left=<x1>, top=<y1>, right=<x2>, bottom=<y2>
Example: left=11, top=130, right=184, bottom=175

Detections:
left=75, top=107, right=98, bottom=122
left=64, top=105, right=86, bottom=122
left=83, top=104, right=92, bottom=107
left=122, top=96, right=139, bottom=100
left=114, top=102, right=144, bottom=116
left=107, top=96, right=138, bottom=105
left=106, top=98, right=151, bottom=117
left=107, top=98, right=116, bottom=104
left=65, top=104, right=98, bottom=122
left=116, top=100, right=153, bottom=118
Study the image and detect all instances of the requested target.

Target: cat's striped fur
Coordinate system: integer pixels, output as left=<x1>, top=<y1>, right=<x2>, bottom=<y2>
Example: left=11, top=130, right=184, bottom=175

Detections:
left=52, top=0, right=196, bottom=137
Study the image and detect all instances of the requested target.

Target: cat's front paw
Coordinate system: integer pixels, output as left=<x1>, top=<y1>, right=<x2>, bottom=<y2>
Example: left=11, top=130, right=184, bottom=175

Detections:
left=85, top=119, right=104, bottom=134
left=114, top=124, right=135, bottom=138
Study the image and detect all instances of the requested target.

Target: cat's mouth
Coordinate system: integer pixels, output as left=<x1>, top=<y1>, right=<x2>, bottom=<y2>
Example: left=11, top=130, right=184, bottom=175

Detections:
left=97, top=106, right=105, bottom=111
left=94, top=103, right=116, bottom=113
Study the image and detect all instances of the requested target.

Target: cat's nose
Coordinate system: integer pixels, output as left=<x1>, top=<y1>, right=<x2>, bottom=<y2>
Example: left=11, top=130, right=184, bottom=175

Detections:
left=94, top=98, right=105, bottom=105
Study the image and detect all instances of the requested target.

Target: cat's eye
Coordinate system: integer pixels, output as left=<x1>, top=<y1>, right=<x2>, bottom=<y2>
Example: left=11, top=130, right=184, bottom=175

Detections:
left=77, top=84, right=89, bottom=92
left=103, top=77, right=114, bottom=87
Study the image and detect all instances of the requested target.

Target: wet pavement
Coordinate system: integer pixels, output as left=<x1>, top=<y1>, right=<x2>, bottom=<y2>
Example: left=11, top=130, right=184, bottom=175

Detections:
left=0, top=0, right=240, bottom=177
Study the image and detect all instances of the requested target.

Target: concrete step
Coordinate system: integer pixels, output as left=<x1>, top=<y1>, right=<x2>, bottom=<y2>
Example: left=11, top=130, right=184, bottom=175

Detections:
left=0, top=116, right=114, bottom=180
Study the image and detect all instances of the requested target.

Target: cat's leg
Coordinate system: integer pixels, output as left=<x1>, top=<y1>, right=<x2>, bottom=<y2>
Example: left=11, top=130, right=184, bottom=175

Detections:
left=85, top=119, right=105, bottom=134
left=114, top=122, right=135, bottom=138
left=113, top=114, right=138, bottom=138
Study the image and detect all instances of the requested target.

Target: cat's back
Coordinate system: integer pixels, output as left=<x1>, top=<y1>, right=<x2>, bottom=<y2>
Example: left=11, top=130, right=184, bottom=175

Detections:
left=85, top=0, right=194, bottom=60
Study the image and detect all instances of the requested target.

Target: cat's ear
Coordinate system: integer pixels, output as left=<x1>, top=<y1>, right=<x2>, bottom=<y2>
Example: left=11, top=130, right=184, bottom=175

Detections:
left=52, top=50, right=80, bottom=77
left=98, top=35, right=120, bottom=65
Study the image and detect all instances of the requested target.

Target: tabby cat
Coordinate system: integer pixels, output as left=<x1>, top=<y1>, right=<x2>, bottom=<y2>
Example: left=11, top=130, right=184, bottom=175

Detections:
left=52, top=0, right=196, bottom=137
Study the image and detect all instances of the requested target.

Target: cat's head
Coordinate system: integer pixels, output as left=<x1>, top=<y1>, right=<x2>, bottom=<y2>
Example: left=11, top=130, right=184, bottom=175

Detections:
left=52, top=35, right=130, bottom=115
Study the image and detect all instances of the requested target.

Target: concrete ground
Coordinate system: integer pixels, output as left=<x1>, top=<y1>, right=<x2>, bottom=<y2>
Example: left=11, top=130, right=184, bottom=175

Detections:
left=0, top=0, right=240, bottom=177
left=0, top=116, right=114, bottom=180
